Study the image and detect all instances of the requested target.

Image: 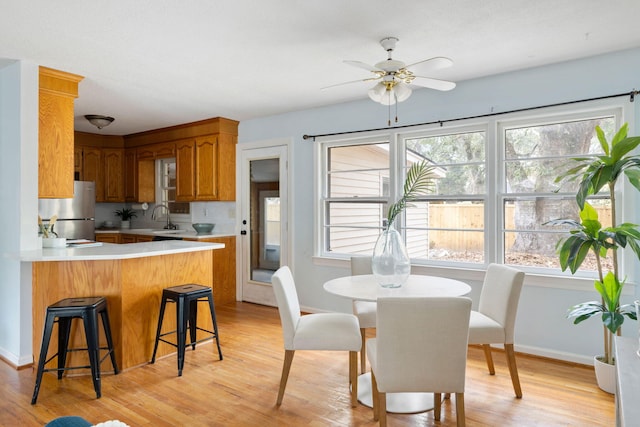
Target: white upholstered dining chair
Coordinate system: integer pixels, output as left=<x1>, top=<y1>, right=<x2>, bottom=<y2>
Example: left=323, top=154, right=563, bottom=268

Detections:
left=468, top=263, right=525, bottom=398
left=350, top=256, right=376, bottom=373
left=367, top=296, right=472, bottom=427
left=271, top=266, right=362, bottom=407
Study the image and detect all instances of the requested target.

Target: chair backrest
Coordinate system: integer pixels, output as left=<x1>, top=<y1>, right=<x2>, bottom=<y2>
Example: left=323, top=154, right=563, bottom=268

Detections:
left=271, top=266, right=301, bottom=350
left=477, top=263, right=525, bottom=343
left=374, top=296, right=472, bottom=393
left=350, top=256, right=373, bottom=275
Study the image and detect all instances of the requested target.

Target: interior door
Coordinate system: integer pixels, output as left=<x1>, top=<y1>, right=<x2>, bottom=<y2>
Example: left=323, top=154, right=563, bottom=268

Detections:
left=238, top=143, right=289, bottom=306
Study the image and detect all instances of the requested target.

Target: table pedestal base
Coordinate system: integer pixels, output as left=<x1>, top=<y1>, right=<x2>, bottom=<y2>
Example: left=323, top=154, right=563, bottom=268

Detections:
left=357, top=372, right=435, bottom=414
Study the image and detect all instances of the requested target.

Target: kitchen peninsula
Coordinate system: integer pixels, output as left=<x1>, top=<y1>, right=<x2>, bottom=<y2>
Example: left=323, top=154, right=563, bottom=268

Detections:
left=21, top=240, right=223, bottom=371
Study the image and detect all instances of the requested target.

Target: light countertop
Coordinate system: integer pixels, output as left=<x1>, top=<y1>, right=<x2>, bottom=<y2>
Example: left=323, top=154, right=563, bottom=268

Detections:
left=95, top=228, right=236, bottom=240
left=19, top=240, right=224, bottom=262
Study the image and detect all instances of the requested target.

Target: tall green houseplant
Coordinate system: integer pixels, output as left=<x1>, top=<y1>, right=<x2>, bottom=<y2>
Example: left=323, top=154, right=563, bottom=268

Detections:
left=549, top=123, right=640, bottom=365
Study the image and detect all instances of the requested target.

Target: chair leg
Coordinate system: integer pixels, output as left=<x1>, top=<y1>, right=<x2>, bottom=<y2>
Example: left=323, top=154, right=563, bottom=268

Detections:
left=206, top=293, right=223, bottom=360
left=360, top=328, right=367, bottom=374
left=505, top=343, right=523, bottom=398
left=100, top=309, right=118, bottom=374
left=276, top=350, right=295, bottom=406
left=371, top=371, right=379, bottom=421
left=455, top=392, right=466, bottom=427
left=378, top=391, right=387, bottom=427
left=482, top=344, right=495, bottom=375
left=349, top=351, right=358, bottom=407
left=434, top=392, right=442, bottom=420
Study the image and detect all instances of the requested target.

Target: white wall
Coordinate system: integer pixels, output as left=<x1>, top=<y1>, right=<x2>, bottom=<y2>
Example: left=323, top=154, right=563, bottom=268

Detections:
left=238, top=47, right=640, bottom=364
left=0, top=60, right=39, bottom=366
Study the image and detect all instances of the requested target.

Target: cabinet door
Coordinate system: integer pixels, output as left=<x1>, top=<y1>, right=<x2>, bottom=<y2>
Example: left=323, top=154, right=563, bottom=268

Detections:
left=95, top=233, right=120, bottom=244
left=74, top=146, right=83, bottom=180
left=103, top=149, right=124, bottom=202
left=38, top=67, right=82, bottom=198
left=120, top=234, right=137, bottom=244
left=154, top=142, right=176, bottom=159
left=175, top=139, right=195, bottom=201
left=194, top=136, right=218, bottom=200
left=135, top=235, right=154, bottom=242
left=82, top=147, right=104, bottom=202
left=124, top=149, right=137, bottom=202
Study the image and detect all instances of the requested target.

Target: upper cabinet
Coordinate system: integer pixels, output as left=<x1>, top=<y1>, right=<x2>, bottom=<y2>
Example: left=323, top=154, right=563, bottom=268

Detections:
left=39, top=66, right=83, bottom=198
left=125, top=117, right=238, bottom=202
left=74, top=132, right=126, bottom=202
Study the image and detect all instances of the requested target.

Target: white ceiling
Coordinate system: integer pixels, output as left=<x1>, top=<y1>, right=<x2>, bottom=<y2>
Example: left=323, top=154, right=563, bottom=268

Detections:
left=2, top=0, right=640, bottom=136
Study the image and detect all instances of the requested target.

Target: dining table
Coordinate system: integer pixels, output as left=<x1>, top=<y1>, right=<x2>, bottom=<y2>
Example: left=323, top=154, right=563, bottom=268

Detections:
left=323, top=273, right=472, bottom=414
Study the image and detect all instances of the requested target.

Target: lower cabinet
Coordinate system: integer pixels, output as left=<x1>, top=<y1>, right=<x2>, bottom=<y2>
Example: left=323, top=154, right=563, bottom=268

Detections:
left=95, top=233, right=236, bottom=305
left=185, top=236, right=236, bottom=306
left=95, top=233, right=120, bottom=244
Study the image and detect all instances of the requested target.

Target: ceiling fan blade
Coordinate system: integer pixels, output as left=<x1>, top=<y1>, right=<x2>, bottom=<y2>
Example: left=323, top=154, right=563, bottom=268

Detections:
left=321, top=77, right=379, bottom=90
left=406, top=56, right=453, bottom=71
left=412, top=76, right=456, bottom=91
left=343, top=60, right=382, bottom=73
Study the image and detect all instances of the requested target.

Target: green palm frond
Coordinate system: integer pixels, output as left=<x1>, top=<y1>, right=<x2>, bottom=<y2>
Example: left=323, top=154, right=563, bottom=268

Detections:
left=386, top=161, right=437, bottom=227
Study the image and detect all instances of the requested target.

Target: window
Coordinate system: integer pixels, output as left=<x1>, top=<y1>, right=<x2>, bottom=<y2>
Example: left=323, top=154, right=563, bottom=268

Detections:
left=321, top=139, right=390, bottom=255
left=317, top=102, right=626, bottom=276
left=403, top=127, right=486, bottom=265
left=501, top=115, right=616, bottom=272
left=156, top=158, right=189, bottom=215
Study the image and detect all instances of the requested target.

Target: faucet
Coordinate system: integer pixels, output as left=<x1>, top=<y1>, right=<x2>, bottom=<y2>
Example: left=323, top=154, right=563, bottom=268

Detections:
left=151, top=204, right=177, bottom=229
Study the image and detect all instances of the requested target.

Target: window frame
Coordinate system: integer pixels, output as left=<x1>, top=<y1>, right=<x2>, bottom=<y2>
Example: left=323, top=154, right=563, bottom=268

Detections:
left=314, top=99, right=636, bottom=286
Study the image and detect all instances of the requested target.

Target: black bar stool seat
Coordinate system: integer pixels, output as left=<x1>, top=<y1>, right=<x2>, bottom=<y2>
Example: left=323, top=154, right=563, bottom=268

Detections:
left=31, top=296, right=118, bottom=404
left=151, top=284, right=223, bottom=376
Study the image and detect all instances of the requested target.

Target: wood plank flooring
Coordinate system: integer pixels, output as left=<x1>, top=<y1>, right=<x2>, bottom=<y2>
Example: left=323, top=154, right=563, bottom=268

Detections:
left=1, top=302, right=614, bottom=426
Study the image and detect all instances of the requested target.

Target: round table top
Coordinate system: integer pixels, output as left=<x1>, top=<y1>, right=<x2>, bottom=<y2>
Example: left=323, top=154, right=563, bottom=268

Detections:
left=323, top=274, right=471, bottom=302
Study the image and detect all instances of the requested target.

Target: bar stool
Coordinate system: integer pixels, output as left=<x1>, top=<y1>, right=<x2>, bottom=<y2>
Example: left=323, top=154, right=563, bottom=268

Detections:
left=151, top=284, right=223, bottom=376
left=31, top=297, right=118, bottom=404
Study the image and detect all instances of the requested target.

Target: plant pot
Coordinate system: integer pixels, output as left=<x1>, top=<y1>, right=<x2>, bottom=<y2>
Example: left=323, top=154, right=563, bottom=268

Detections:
left=593, top=355, right=616, bottom=394
left=121, top=220, right=130, bottom=229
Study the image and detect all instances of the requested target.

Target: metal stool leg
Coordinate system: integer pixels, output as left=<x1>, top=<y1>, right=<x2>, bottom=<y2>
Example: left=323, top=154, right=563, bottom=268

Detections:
left=206, top=293, right=223, bottom=360
left=83, top=309, right=102, bottom=398
left=151, top=295, right=168, bottom=364
left=188, top=298, right=198, bottom=350
left=100, top=308, right=119, bottom=374
left=176, top=296, right=188, bottom=376
left=57, top=317, right=72, bottom=379
left=32, top=311, right=56, bottom=405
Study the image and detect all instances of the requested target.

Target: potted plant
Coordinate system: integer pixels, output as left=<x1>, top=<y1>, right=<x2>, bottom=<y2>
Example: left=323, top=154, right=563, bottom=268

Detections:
left=372, top=161, right=436, bottom=287
left=547, top=123, right=640, bottom=393
left=114, top=207, right=138, bottom=229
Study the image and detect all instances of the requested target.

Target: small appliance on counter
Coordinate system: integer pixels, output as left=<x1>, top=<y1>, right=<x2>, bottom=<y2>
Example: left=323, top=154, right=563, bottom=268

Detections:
left=38, top=181, right=96, bottom=240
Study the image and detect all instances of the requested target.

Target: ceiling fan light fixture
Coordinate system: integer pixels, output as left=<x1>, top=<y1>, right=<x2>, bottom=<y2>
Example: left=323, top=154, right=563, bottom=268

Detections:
left=85, top=114, right=115, bottom=130
left=394, top=82, right=412, bottom=102
left=368, top=82, right=387, bottom=103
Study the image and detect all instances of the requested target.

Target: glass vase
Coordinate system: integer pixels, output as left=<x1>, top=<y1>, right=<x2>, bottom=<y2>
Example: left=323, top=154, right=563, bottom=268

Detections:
left=372, top=224, right=410, bottom=288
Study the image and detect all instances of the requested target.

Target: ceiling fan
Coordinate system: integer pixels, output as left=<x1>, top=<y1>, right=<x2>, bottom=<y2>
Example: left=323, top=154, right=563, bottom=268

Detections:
left=325, top=36, right=456, bottom=110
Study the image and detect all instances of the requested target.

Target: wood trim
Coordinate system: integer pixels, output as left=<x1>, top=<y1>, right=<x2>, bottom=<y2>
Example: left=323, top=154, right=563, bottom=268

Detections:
left=38, top=66, right=83, bottom=98
left=124, top=117, right=238, bottom=148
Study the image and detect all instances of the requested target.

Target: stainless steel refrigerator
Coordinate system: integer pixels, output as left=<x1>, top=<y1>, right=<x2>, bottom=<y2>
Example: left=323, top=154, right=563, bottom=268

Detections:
left=38, top=181, right=96, bottom=240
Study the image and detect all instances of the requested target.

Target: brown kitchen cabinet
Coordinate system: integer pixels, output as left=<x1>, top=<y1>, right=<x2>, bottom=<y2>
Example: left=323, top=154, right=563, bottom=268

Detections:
left=176, top=134, right=235, bottom=202
left=124, top=148, right=155, bottom=203
left=39, top=66, right=83, bottom=198
left=120, top=234, right=154, bottom=243
left=95, top=233, right=120, bottom=244
left=103, top=149, right=124, bottom=202
left=185, top=235, right=236, bottom=305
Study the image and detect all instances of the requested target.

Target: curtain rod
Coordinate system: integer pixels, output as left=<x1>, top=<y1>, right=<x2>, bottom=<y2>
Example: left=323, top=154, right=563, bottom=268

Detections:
left=302, top=89, right=638, bottom=141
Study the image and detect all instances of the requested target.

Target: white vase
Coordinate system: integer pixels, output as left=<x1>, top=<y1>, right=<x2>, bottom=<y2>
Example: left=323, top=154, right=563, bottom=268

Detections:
left=371, top=224, right=410, bottom=288
left=593, top=355, right=616, bottom=394
left=121, top=220, right=130, bottom=229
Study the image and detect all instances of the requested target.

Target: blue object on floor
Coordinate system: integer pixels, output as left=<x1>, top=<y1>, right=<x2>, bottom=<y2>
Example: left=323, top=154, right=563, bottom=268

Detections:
left=45, top=416, right=92, bottom=427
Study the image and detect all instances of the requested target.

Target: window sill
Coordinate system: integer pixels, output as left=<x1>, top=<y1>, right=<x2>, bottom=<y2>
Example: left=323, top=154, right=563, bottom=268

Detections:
left=311, top=256, right=636, bottom=293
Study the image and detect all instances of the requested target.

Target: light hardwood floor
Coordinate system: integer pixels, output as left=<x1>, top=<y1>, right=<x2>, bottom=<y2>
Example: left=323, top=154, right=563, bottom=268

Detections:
left=1, top=302, right=614, bottom=426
